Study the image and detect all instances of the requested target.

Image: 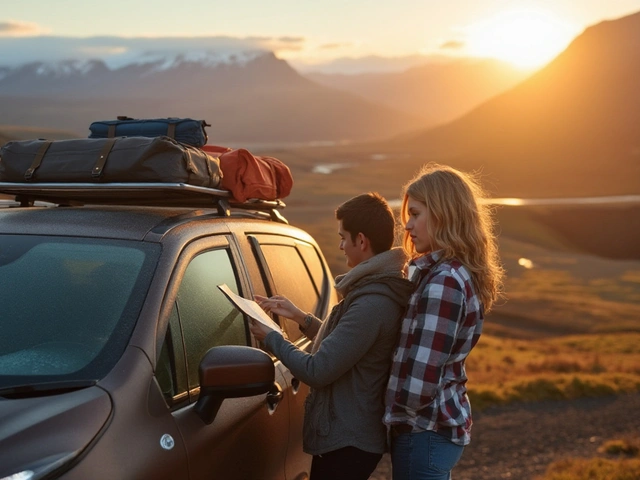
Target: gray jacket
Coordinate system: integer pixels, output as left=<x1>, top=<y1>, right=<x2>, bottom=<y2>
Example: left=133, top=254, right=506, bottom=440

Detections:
left=265, top=248, right=414, bottom=455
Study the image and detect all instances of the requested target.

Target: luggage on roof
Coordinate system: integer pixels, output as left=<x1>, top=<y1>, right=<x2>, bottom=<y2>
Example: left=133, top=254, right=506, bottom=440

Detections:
left=0, top=136, right=221, bottom=187
left=203, top=145, right=293, bottom=203
left=89, top=116, right=210, bottom=147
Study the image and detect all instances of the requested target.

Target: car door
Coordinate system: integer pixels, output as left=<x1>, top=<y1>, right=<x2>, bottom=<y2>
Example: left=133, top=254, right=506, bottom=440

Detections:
left=247, top=234, right=338, bottom=479
left=155, top=235, right=291, bottom=480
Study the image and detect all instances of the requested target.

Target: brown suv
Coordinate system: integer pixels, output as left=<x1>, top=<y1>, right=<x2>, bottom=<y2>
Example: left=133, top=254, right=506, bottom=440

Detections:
left=0, top=183, right=338, bottom=480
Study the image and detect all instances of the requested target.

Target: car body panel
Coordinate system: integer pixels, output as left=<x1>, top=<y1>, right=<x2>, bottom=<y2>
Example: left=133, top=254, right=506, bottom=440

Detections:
left=60, top=347, right=188, bottom=479
left=0, top=386, right=112, bottom=478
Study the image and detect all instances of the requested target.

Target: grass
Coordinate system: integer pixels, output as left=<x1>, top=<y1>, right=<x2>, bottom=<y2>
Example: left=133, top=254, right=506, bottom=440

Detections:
left=495, top=263, right=640, bottom=334
left=467, top=333, right=640, bottom=410
left=537, top=436, right=640, bottom=480
left=483, top=227, right=640, bottom=337
left=539, top=457, right=640, bottom=480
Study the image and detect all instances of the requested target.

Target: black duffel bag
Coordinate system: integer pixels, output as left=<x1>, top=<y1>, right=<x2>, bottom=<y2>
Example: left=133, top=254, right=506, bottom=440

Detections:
left=0, top=136, right=221, bottom=187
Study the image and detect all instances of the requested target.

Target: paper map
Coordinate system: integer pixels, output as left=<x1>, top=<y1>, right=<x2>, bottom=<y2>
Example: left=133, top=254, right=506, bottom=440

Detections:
left=217, top=284, right=282, bottom=332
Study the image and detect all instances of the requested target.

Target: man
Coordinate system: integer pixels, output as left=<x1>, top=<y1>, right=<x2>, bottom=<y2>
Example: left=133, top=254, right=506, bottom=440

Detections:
left=250, top=192, right=414, bottom=480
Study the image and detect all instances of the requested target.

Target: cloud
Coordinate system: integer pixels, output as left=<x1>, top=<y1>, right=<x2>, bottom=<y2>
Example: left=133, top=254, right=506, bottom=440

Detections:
left=318, top=42, right=352, bottom=50
left=0, top=20, right=46, bottom=36
left=277, top=36, right=305, bottom=44
left=78, top=46, right=129, bottom=56
left=439, top=40, right=466, bottom=50
left=250, top=35, right=306, bottom=52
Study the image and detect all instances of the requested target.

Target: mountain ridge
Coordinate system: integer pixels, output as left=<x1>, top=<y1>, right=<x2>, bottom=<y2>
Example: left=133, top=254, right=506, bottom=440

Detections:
left=0, top=51, right=427, bottom=143
left=307, top=58, right=533, bottom=125
left=385, top=10, right=640, bottom=196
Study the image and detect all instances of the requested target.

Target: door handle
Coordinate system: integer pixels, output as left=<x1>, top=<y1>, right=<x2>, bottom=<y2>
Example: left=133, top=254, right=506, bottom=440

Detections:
left=266, top=382, right=283, bottom=412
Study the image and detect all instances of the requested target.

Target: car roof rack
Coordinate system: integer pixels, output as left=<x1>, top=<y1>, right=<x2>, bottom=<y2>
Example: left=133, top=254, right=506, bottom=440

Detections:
left=0, top=182, right=288, bottom=224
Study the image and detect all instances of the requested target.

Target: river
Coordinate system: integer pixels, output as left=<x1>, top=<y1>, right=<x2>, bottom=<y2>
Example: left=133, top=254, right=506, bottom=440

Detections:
left=387, top=195, right=640, bottom=209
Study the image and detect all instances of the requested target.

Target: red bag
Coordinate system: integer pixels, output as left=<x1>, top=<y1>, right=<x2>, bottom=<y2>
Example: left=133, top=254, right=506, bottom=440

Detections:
left=202, top=145, right=293, bottom=202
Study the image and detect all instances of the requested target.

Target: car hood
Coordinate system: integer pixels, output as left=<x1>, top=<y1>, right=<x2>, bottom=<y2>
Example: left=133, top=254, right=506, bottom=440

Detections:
left=0, top=386, right=112, bottom=479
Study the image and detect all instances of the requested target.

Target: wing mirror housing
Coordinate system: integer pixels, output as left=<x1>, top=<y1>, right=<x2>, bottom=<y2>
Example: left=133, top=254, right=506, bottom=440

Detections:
left=194, top=345, right=275, bottom=425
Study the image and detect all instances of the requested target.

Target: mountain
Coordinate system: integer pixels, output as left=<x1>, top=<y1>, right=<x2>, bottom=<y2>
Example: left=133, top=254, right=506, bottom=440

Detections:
left=0, top=125, right=79, bottom=142
left=307, top=59, right=532, bottom=126
left=0, top=52, right=425, bottom=144
left=377, top=11, right=640, bottom=197
left=292, top=54, right=443, bottom=75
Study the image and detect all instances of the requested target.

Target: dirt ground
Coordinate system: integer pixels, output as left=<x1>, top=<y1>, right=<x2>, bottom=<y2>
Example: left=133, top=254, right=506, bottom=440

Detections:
left=369, top=392, right=640, bottom=480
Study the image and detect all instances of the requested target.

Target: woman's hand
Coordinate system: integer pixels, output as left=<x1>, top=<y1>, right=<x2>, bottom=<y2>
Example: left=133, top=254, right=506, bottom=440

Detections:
left=254, top=294, right=306, bottom=325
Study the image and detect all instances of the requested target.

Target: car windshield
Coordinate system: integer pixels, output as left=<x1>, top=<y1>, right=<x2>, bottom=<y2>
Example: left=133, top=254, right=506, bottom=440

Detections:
left=0, top=234, right=160, bottom=391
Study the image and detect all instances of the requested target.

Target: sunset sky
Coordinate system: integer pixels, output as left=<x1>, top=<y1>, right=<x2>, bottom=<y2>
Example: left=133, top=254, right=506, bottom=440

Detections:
left=2, top=0, right=640, bottom=71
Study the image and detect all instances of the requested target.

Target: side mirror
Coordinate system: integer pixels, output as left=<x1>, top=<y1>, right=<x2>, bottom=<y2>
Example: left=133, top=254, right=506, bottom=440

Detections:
left=194, top=345, right=275, bottom=425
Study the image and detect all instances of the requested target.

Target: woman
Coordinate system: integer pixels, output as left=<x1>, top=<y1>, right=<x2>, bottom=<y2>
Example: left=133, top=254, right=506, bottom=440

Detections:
left=384, top=163, right=504, bottom=480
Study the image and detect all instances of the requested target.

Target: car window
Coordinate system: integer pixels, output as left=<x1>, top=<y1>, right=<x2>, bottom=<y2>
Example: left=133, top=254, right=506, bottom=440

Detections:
left=295, top=241, right=330, bottom=300
left=259, top=243, right=321, bottom=342
left=176, top=248, right=248, bottom=390
left=0, top=235, right=159, bottom=389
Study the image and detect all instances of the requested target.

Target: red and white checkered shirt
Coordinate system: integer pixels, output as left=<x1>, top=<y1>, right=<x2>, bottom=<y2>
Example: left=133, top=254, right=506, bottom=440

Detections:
left=383, top=250, right=484, bottom=446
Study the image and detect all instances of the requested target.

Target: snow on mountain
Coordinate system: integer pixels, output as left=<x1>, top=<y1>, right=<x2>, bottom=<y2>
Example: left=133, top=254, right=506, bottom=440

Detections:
left=134, top=50, right=268, bottom=72
left=0, top=50, right=285, bottom=97
left=31, top=59, right=105, bottom=77
left=0, top=50, right=270, bottom=78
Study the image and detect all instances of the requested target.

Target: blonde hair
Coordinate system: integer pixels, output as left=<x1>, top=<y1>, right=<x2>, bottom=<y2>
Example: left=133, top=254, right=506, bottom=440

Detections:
left=401, top=163, right=504, bottom=311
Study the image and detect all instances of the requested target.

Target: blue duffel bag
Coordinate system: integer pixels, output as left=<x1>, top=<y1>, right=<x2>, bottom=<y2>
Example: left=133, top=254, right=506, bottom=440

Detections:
left=89, top=116, right=210, bottom=147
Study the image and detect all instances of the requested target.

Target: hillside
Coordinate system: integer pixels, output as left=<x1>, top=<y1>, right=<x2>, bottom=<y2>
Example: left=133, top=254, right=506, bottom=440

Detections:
left=396, top=11, right=640, bottom=197
left=307, top=59, right=532, bottom=126
left=0, top=125, right=79, bottom=142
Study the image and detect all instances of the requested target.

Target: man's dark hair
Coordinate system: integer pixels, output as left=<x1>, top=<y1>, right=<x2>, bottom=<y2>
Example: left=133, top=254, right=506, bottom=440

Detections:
left=335, top=192, right=395, bottom=255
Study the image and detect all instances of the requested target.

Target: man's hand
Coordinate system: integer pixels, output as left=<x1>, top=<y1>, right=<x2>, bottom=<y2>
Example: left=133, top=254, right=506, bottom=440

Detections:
left=249, top=318, right=280, bottom=342
left=254, top=294, right=305, bottom=325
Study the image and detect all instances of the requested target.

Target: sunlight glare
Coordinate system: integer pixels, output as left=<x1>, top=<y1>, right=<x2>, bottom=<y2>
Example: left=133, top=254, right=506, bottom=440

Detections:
left=466, top=10, right=576, bottom=68
left=518, top=258, right=534, bottom=269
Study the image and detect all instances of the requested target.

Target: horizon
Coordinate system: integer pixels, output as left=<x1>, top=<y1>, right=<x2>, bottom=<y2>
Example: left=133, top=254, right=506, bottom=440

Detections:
left=2, top=1, right=640, bottom=73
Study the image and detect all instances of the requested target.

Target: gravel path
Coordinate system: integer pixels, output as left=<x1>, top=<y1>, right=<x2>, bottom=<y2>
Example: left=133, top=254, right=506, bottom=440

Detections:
left=370, top=392, right=640, bottom=480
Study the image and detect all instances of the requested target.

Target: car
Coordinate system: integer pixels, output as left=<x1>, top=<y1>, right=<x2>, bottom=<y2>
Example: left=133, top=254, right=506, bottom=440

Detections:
left=0, top=182, right=339, bottom=480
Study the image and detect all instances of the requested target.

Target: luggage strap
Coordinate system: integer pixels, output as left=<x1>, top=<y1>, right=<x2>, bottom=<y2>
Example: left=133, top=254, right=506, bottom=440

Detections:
left=24, top=141, right=53, bottom=181
left=167, top=122, right=176, bottom=139
left=92, top=138, right=118, bottom=178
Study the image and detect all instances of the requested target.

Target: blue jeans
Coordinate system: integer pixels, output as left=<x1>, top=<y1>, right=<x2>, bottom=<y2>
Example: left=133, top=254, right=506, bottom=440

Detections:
left=391, top=430, right=464, bottom=480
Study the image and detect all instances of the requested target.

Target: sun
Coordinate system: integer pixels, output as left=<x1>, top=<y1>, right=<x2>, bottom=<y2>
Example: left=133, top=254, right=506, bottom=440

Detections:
left=466, top=10, right=576, bottom=68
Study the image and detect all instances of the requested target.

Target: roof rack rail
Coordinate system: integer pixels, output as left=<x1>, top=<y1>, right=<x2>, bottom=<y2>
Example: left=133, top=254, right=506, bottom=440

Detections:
left=0, top=182, right=288, bottom=223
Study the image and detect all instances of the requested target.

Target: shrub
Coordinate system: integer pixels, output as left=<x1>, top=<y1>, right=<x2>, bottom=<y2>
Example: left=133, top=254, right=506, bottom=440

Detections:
left=509, top=378, right=564, bottom=402
left=502, top=355, right=516, bottom=365
left=467, top=389, right=503, bottom=411
left=527, top=359, right=583, bottom=374
left=564, top=377, right=615, bottom=398
left=600, top=438, right=640, bottom=456
left=541, top=457, right=640, bottom=480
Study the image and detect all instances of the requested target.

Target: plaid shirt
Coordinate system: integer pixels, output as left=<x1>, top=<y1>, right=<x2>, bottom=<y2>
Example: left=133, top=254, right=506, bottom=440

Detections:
left=384, top=250, right=484, bottom=446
